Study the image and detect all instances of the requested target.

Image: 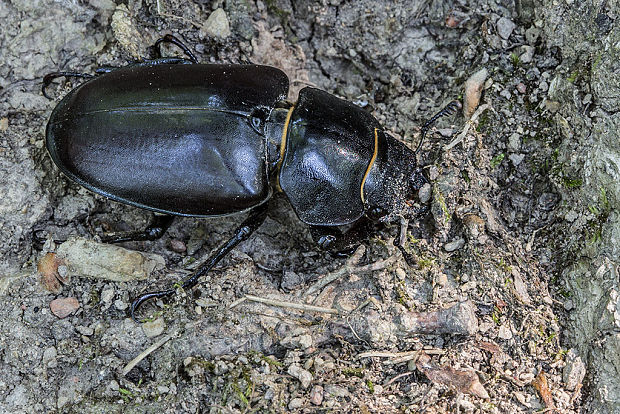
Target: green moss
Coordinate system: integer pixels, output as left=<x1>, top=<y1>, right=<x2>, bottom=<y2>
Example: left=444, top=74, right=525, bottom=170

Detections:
left=342, top=367, right=364, bottom=378
left=510, top=52, right=521, bottom=67
left=490, top=153, right=505, bottom=169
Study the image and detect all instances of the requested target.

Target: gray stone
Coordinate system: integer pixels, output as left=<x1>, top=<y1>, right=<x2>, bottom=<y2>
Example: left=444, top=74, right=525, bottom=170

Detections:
left=142, top=317, right=165, bottom=338
left=202, top=8, right=231, bottom=38
left=288, top=364, right=313, bottom=388
left=444, top=238, right=465, bottom=252
left=418, top=183, right=432, bottom=204
left=496, top=17, right=516, bottom=40
left=563, top=349, right=586, bottom=391
left=56, top=237, right=165, bottom=282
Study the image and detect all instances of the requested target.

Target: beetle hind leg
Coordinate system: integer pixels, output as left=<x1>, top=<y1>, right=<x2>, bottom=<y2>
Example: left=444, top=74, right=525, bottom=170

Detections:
left=129, top=204, right=268, bottom=321
left=100, top=214, right=174, bottom=244
left=151, top=33, right=198, bottom=64
left=42, top=71, right=95, bottom=99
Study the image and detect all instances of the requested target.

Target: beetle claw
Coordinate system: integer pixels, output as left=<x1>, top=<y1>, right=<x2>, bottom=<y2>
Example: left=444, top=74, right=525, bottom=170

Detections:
left=129, top=288, right=176, bottom=322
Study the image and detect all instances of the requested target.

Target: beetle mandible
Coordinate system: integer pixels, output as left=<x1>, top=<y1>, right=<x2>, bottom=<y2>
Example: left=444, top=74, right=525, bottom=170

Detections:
left=43, top=35, right=459, bottom=320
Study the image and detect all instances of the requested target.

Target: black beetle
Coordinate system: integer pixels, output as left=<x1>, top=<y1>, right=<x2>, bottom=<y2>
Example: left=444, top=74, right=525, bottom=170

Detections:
left=43, top=35, right=458, bottom=319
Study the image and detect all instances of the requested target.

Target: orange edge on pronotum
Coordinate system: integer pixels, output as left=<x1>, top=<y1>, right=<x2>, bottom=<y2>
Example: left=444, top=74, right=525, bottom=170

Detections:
left=275, top=105, right=295, bottom=190
left=360, top=128, right=379, bottom=204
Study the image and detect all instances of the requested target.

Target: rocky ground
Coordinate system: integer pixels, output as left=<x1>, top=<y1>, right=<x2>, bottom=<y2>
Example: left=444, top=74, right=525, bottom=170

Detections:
left=1, top=0, right=618, bottom=412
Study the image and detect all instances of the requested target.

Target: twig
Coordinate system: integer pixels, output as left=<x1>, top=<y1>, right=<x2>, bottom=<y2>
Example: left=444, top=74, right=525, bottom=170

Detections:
left=358, top=348, right=444, bottom=362
left=229, top=296, right=247, bottom=309
left=444, top=104, right=490, bottom=151
left=244, top=294, right=339, bottom=314
left=305, top=247, right=398, bottom=297
left=122, top=333, right=174, bottom=376
left=385, top=371, right=414, bottom=387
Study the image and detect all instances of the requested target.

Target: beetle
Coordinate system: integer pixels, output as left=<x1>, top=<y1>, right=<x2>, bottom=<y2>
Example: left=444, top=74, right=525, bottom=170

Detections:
left=43, top=35, right=458, bottom=320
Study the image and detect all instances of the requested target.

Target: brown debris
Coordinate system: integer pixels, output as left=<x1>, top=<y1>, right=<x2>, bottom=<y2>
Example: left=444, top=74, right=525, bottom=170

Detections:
left=416, top=353, right=490, bottom=399
left=463, top=68, right=489, bottom=119
left=511, top=268, right=533, bottom=305
left=37, top=252, right=68, bottom=293
left=50, top=297, right=79, bottom=319
left=396, top=300, right=479, bottom=336
left=533, top=371, right=555, bottom=410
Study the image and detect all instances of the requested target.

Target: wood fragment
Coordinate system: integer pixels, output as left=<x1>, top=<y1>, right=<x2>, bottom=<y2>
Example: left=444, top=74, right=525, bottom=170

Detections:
left=444, top=104, right=490, bottom=151
left=122, top=333, right=173, bottom=376
left=305, top=246, right=399, bottom=297
left=244, top=294, right=339, bottom=314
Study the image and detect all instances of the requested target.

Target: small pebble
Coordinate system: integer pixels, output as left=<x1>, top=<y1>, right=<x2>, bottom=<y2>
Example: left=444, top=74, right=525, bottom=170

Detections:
left=418, top=183, right=432, bottom=203
left=520, top=45, right=535, bottom=63
left=0, top=117, right=8, bottom=131
left=288, top=397, right=304, bottom=410
left=310, top=385, right=324, bottom=405
left=444, top=238, right=465, bottom=252
left=169, top=239, right=186, bottom=253
left=76, top=325, right=94, bottom=336
left=114, top=299, right=128, bottom=311
left=324, top=385, right=350, bottom=398
left=202, top=8, right=231, bottom=38
left=516, top=82, right=527, bottom=94
left=463, top=68, right=489, bottom=119
left=42, top=346, right=58, bottom=368
left=288, top=364, right=313, bottom=388
left=563, top=349, right=586, bottom=391
left=509, top=153, right=525, bottom=166
left=496, top=17, right=516, bottom=39
left=508, top=133, right=521, bottom=151
left=50, top=297, right=79, bottom=319
left=498, top=323, right=513, bottom=340
left=101, top=288, right=114, bottom=304
left=525, top=27, right=541, bottom=45
left=142, top=317, right=165, bottom=338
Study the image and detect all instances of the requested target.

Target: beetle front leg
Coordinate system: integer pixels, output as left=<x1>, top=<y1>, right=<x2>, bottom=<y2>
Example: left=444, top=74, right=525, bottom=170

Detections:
left=129, top=204, right=268, bottom=321
left=100, top=214, right=174, bottom=244
left=310, top=218, right=374, bottom=257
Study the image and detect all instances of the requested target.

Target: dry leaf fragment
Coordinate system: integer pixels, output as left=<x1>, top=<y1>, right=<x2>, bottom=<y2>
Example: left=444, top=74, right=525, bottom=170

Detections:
left=533, top=371, right=555, bottom=410
left=463, top=68, right=489, bottom=119
left=37, top=252, right=68, bottom=293
left=416, top=353, right=490, bottom=399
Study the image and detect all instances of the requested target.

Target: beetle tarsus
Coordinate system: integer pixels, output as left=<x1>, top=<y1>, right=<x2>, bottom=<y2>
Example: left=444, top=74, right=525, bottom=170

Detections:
left=101, top=215, right=174, bottom=244
left=153, top=34, right=199, bottom=64
left=129, top=205, right=268, bottom=321
left=415, top=100, right=462, bottom=153
left=42, top=71, right=95, bottom=99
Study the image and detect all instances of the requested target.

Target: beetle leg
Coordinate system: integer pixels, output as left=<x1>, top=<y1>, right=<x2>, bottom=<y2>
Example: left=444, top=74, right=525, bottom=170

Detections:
left=129, top=204, right=268, bottom=321
left=42, top=72, right=95, bottom=99
left=100, top=214, right=174, bottom=244
left=152, top=34, right=199, bottom=64
left=310, top=218, right=374, bottom=257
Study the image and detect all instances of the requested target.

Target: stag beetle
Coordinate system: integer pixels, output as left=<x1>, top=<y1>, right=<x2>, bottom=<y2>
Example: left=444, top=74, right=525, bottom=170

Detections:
left=43, top=34, right=459, bottom=320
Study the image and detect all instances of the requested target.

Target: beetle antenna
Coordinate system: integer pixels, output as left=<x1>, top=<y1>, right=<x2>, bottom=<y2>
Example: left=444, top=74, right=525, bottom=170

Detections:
left=415, top=100, right=461, bottom=154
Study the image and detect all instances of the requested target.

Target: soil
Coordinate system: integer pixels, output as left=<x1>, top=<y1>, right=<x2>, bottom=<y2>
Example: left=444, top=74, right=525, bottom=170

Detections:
left=1, top=0, right=614, bottom=412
